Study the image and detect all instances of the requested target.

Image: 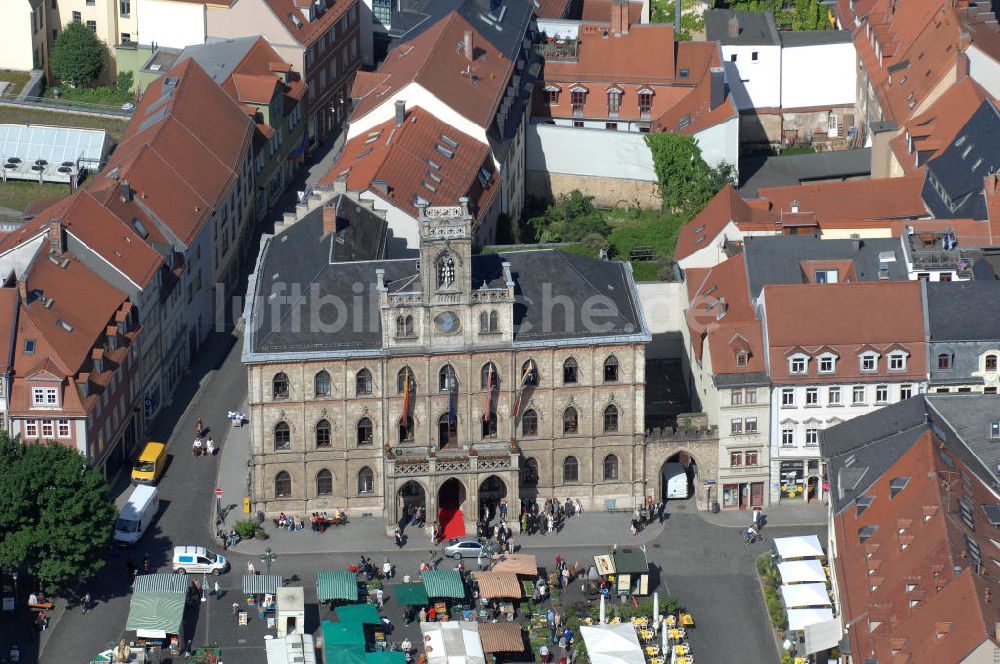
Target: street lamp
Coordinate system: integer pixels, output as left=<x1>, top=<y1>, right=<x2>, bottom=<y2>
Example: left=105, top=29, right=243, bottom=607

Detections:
left=260, top=548, right=277, bottom=576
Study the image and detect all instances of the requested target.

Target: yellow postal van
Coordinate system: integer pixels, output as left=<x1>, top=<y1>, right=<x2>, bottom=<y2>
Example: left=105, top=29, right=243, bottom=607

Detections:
left=131, top=441, right=166, bottom=484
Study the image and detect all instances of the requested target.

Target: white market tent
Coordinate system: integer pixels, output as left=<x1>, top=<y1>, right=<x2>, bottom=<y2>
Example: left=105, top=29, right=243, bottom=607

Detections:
left=266, top=633, right=317, bottom=664
left=780, top=583, right=832, bottom=608
left=773, top=535, right=825, bottom=560
left=580, top=624, right=645, bottom=664
left=787, top=608, right=835, bottom=631
left=420, top=621, right=486, bottom=664
left=778, top=559, right=826, bottom=584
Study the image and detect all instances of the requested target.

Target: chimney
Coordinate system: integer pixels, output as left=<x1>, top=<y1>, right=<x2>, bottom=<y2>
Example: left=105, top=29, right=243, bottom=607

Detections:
left=464, top=29, right=474, bottom=62
left=852, top=238, right=862, bottom=252
left=728, top=14, right=740, bottom=37
left=959, top=30, right=971, bottom=50
left=106, top=325, right=119, bottom=351
left=958, top=52, right=970, bottom=80
left=120, top=179, right=132, bottom=203
left=48, top=219, right=65, bottom=255
left=91, top=348, right=104, bottom=374
left=322, top=202, right=339, bottom=237
left=395, top=99, right=406, bottom=127
left=709, top=67, right=725, bottom=110
left=611, top=0, right=628, bottom=36
left=77, top=373, right=90, bottom=399
left=16, top=279, right=26, bottom=302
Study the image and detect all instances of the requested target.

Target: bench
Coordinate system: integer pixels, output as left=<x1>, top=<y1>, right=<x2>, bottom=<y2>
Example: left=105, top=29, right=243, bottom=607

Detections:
left=28, top=601, right=54, bottom=611
left=629, top=247, right=655, bottom=262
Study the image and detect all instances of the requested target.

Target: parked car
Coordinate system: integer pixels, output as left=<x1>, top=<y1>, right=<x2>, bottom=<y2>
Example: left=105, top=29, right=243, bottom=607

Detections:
left=443, top=536, right=486, bottom=559
left=172, top=546, right=229, bottom=575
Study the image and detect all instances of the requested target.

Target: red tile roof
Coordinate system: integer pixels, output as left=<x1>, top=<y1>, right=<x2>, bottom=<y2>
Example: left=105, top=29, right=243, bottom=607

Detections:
left=762, top=281, right=926, bottom=383
left=534, top=0, right=572, bottom=18
left=230, top=73, right=281, bottom=104
left=262, top=0, right=357, bottom=48
left=675, top=184, right=775, bottom=261
left=350, top=13, right=513, bottom=128
left=757, top=176, right=928, bottom=220
left=578, top=0, right=643, bottom=23
left=320, top=106, right=498, bottom=219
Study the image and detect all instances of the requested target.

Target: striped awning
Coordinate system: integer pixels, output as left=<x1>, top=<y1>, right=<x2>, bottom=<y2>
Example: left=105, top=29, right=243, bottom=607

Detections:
left=479, top=622, right=526, bottom=653
left=317, top=571, right=359, bottom=602
left=475, top=572, right=522, bottom=599
left=126, top=591, right=185, bottom=634
left=421, top=570, right=465, bottom=599
left=243, top=574, right=283, bottom=595
left=132, top=574, right=187, bottom=594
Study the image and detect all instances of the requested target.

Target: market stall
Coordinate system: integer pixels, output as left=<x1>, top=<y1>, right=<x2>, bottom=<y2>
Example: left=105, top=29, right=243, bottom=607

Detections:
left=773, top=536, right=825, bottom=562
left=420, top=621, right=486, bottom=664
left=277, top=587, right=305, bottom=637
left=336, top=603, right=383, bottom=625
left=421, top=570, right=466, bottom=620
left=321, top=620, right=368, bottom=664
left=243, top=575, right=284, bottom=617
left=266, top=634, right=316, bottom=664
left=777, top=560, right=826, bottom=585
left=395, top=582, right=429, bottom=624
left=317, top=571, right=360, bottom=604
left=580, top=624, right=645, bottom=664
left=490, top=554, right=539, bottom=599
left=780, top=583, right=832, bottom=608
left=474, top=571, right=522, bottom=621
left=594, top=549, right=650, bottom=596
left=786, top=608, right=835, bottom=631
left=125, top=578, right=187, bottom=656
left=478, top=622, right=525, bottom=657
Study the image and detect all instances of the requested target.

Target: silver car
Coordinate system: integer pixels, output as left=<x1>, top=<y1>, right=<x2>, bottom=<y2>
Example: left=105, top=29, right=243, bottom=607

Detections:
left=443, top=536, right=486, bottom=559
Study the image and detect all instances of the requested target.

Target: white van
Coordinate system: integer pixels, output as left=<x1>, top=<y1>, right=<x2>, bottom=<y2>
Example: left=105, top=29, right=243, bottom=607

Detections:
left=114, top=484, right=159, bottom=546
left=662, top=462, right=690, bottom=500
left=172, top=546, right=229, bottom=575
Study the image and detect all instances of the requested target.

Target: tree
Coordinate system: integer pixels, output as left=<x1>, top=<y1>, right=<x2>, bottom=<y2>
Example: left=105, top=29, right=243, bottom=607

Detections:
left=527, top=190, right=610, bottom=243
left=0, top=433, right=116, bottom=593
left=644, top=133, right=736, bottom=214
left=51, top=22, right=106, bottom=87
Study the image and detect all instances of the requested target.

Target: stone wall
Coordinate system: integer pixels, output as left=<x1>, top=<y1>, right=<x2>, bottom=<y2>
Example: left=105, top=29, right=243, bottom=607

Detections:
left=526, top=170, right=662, bottom=209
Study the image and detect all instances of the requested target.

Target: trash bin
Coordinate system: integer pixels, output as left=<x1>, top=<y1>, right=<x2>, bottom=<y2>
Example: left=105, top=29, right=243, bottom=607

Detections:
left=711, top=502, right=720, bottom=513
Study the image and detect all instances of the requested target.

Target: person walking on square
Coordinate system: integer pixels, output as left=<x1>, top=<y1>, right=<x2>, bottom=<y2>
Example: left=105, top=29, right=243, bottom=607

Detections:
left=752, top=506, right=762, bottom=530
left=213, top=581, right=221, bottom=599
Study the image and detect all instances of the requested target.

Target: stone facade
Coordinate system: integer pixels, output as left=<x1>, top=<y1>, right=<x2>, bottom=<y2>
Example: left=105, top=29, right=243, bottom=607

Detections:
left=526, top=170, right=661, bottom=209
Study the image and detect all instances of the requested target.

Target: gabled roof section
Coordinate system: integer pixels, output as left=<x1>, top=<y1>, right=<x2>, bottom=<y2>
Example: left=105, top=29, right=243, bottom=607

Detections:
left=926, top=281, right=1000, bottom=341
left=262, top=0, right=355, bottom=48
left=757, top=176, right=928, bottom=221
left=540, top=24, right=676, bottom=85
left=387, top=0, right=535, bottom=62
left=675, top=184, right=774, bottom=260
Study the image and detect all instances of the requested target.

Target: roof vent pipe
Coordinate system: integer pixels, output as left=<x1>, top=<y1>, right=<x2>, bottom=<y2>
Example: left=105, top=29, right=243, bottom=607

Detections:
left=395, top=99, right=406, bottom=127
left=728, top=14, right=740, bottom=37
left=464, top=29, right=475, bottom=62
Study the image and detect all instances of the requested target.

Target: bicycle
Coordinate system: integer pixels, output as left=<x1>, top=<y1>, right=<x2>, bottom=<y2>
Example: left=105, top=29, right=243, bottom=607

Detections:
left=742, top=528, right=766, bottom=545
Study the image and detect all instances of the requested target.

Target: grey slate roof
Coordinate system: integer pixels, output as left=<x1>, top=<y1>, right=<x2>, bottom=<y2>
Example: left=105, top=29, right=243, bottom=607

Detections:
left=742, top=235, right=909, bottom=299
left=778, top=30, right=852, bottom=47
left=926, top=395, right=1000, bottom=485
left=705, top=9, right=780, bottom=45
left=713, top=371, right=770, bottom=388
left=738, top=149, right=871, bottom=197
left=926, top=281, right=1000, bottom=341
left=175, top=37, right=259, bottom=86
left=973, top=254, right=1000, bottom=280
left=922, top=99, right=1000, bottom=220
left=389, top=0, right=535, bottom=62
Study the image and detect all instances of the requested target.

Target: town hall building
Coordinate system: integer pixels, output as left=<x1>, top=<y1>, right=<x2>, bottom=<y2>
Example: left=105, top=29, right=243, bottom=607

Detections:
left=242, top=194, right=651, bottom=534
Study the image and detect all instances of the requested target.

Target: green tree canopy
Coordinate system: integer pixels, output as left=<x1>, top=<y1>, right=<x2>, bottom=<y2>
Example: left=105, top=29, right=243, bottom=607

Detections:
left=51, top=22, right=106, bottom=87
left=527, top=190, right=611, bottom=243
left=644, top=133, right=736, bottom=214
left=0, top=433, right=116, bottom=593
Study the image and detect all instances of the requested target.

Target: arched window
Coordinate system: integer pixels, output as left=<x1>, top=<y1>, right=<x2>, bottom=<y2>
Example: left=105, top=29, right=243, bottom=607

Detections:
left=481, top=362, right=500, bottom=389
left=396, top=315, right=414, bottom=338
left=399, top=416, right=415, bottom=443
left=563, top=456, right=579, bottom=483
left=438, top=412, right=458, bottom=448
left=439, top=365, right=457, bottom=391
left=563, top=357, right=578, bottom=384
left=563, top=407, right=578, bottom=434
left=522, top=409, right=538, bottom=437
left=272, top=372, right=289, bottom=399
left=988, top=355, right=998, bottom=371
left=937, top=353, right=952, bottom=370
left=522, top=360, right=539, bottom=386
left=604, top=405, right=619, bottom=432
left=521, top=457, right=539, bottom=487
left=604, top=355, right=620, bottom=382
left=274, top=471, right=292, bottom=498
left=397, top=367, right=416, bottom=394
left=315, top=419, right=332, bottom=448
left=356, top=368, right=373, bottom=395
left=358, top=466, right=374, bottom=494
left=480, top=310, right=499, bottom=333
left=314, top=370, right=331, bottom=397
left=357, top=417, right=373, bottom=446
left=274, top=421, right=291, bottom=450
left=437, top=255, right=455, bottom=288
left=482, top=412, right=498, bottom=439
left=603, top=454, right=619, bottom=480
left=316, top=469, right=333, bottom=496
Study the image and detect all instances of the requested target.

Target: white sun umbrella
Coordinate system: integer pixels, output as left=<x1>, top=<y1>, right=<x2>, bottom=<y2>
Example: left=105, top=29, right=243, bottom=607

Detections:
left=661, top=620, right=667, bottom=652
left=600, top=593, right=606, bottom=624
left=653, top=592, right=659, bottom=625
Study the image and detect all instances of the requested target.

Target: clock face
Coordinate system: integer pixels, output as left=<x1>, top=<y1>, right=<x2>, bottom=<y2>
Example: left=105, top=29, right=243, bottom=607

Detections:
left=434, top=311, right=461, bottom=334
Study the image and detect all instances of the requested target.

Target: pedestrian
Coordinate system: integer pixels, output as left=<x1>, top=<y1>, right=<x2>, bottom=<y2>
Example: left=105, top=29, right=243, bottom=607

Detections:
left=247, top=561, right=255, bottom=575
left=232, top=601, right=241, bottom=619
left=383, top=558, right=393, bottom=579
left=561, top=567, right=570, bottom=588
left=143, top=553, right=151, bottom=574
left=478, top=551, right=484, bottom=571
left=752, top=506, right=763, bottom=530
left=419, top=606, right=427, bottom=623
left=214, top=581, right=221, bottom=599
left=428, top=605, right=437, bottom=621
left=82, top=592, right=92, bottom=613
left=630, top=522, right=638, bottom=537
left=547, top=608, right=555, bottom=628
left=196, top=417, right=204, bottom=437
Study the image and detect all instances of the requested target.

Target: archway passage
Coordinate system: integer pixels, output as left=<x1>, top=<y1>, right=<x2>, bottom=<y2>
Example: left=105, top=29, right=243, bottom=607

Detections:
left=398, top=480, right=427, bottom=529
left=662, top=452, right=698, bottom=501
left=477, top=475, right=508, bottom=524
left=438, top=478, right=467, bottom=539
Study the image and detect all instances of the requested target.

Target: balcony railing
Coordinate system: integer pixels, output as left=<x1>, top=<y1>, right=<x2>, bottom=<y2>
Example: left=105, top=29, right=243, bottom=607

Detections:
left=535, top=39, right=578, bottom=61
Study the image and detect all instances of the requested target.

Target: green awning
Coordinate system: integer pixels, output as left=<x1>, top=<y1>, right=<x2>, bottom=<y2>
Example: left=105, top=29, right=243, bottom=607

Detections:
left=126, top=591, right=185, bottom=634
left=243, top=574, right=283, bottom=595
left=317, top=571, right=359, bottom=601
left=336, top=603, right=382, bottom=625
left=367, top=653, right=407, bottom=664
left=421, top=570, right=465, bottom=599
left=321, top=620, right=367, bottom=647
left=394, top=582, right=429, bottom=606
left=612, top=549, right=648, bottom=575
left=132, top=574, right=187, bottom=594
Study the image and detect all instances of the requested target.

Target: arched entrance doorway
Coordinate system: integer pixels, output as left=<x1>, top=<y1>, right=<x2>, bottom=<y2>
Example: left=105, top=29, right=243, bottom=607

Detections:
left=477, top=475, right=508, bottom=524
left=438, top=478, right=467, bottom=539
left=661, top=452, right=698, bottom=502
left=398, top=480, right=426, bottom=529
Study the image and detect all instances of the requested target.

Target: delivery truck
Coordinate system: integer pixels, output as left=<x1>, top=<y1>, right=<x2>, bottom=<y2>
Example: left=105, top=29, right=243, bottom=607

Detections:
left=662, top=462, right=690, bottom=500
left=114, top=484, right=159, bottom=546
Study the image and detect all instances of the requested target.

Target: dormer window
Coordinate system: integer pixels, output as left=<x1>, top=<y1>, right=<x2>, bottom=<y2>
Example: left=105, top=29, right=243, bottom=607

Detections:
left=860, top=352, right=879, bottom=372
left=607, top=88, right=622, bottom=117
left=819, top=354, right=837, bottom=373
left=638, top=90, right=653, bottom=115
left=888, top=351, right=907, bottom=372
left=544, top=86, right=560, bottom=105
left=789, top=354, right=808, bottom=374
left=735, top=350, right=749, bottom=367
left=32, top=387, right=58, bottom=407
left=986, top=354, right=998, bottom=372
